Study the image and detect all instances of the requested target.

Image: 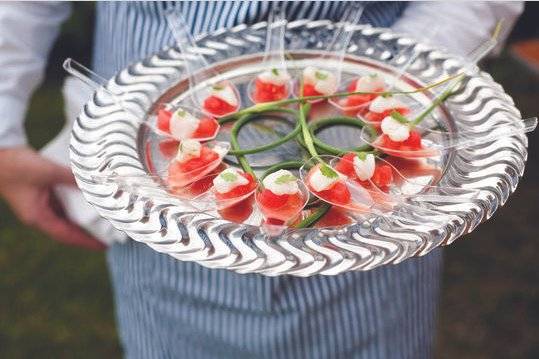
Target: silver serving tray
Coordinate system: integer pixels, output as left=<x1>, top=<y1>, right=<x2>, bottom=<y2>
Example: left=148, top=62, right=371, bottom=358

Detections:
left=70, top=20, right=528, bottom=276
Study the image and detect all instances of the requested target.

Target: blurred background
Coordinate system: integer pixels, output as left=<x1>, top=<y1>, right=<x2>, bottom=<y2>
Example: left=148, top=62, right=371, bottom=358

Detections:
left=0, top=2, right=538, bottom=358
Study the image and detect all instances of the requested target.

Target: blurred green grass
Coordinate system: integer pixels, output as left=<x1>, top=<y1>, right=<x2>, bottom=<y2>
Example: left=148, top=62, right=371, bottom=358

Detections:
left=1, top=4, right=538, bottom=358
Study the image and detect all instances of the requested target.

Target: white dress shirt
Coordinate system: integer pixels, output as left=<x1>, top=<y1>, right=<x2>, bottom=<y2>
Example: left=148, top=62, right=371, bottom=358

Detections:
left=0, top=2, right=71, bottom=147
left=0, top=1, right=524, bottom=243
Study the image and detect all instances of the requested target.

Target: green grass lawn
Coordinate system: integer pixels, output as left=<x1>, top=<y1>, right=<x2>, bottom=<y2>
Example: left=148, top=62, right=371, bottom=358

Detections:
left=0, top=5, right=538, bottom=358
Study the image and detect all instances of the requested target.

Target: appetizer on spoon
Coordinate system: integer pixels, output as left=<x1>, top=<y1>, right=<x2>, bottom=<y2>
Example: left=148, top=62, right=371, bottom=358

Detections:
left=329, top=73, right=387, bottom=112
left=256, top=169, right=309, bottom=225
left=167, top=139, right=230, bottom=188
left=157, top=106, right=220, bottom=142
left=361, top=110, right=538, bottom=159
left=296, top=3, right=365, bottom=103
left=165, top=11, right=241, bottom=117
left=248, top=6, right=292, bottom=104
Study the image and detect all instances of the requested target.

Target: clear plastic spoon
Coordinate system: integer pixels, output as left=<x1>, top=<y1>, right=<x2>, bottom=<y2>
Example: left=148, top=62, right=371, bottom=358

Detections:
left=255, top=178, right=309, bottom=222
left=247, top=6, right=292, bottom=104
left=90, top=140, right=231, bottom=196
left=63, top=58, right=179, bottom=139
left=357, top=31, right=539, bottom=159
left=294, top=3, right=366, bottom=103
left=330, top=22, right=442, bottom=113
left=165, top=10, right=241, bottom=118
left=190, top=170, right=311, bottom=230
left=327, top=153, right=481, bottom=204
left=298, top=156, right=449, bottom=228
left=361, top=116, right=537, bottom=159
left=356, top=33, right=500, bottom=130
left=188, top=168, right=258, bottom=212
left=63, top=58, right=221, bottom=142
left=255, top=181, right=311, bottom=237
left=155, top=104, right=221, bottom=142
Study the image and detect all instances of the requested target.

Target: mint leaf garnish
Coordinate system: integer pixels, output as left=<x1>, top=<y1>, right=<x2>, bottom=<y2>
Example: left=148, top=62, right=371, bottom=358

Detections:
left=356, top=152, right=367, bottom=161
left=175, top=109, right=187, bottom=117
left=275, top=173, right=296, bottom=185
left=212, top=84, right=224, bottom=91
left=271, top=68, right=279, bottom=76
left=390, top=110, right=410, bottom=124
left=320, top=164, right=338, bottom=179
left=220, top=172, right=237, bottom=182
left=315, top=71, right=328, bottom=80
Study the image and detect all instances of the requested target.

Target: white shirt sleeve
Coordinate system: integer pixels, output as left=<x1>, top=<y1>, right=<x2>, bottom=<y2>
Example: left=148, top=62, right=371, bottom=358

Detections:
left=0, top=2, right=71, bottom=148
left=392, top=1, right=524, bottom=57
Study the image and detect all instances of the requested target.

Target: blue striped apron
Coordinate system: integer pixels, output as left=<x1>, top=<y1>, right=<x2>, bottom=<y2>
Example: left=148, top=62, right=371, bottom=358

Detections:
left=94, top=2, right=443, bottom=358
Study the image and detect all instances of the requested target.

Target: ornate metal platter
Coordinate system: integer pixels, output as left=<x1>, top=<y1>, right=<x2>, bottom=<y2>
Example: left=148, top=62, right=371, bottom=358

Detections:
left=70, top=20, right=528, bottom=276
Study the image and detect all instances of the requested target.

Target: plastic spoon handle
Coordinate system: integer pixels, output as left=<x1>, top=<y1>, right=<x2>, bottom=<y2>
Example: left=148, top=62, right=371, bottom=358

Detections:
left=63, top=58, right=136, bottom=113
left=327, top=155, right=481, bottom=203
left=408, top=35, right=501, bottom=127
left=63, top=58, right=109, bottom=89
left=373, top=155, right=481, bottom=203
left=89, top=139, right=230, bottom=185
left=345, top=199, right=447, bottom=229
left=263, top=5, right=287, bottom=69
left=391, top=19, right=496, bottom=93
left=165, top=10, right=217, bottom=108
left=90, top=172, right=214, bottom=208
left=386, top=23, right=442, bottom=91
left=326, top=3, right=365, bottom=79
left=63, top=58, right=175, bottom=139
left=348, top=179, right=454, bottom=225
left=90, top=174, right=199, bottom=207
left=339, top=170, right=476, bottom=218
left=327, top=184, right=448, bottom=228
left=464, top=37, right=498, bottom=71
left=165, top=10, right=241, bottom=115
left=165, top=11, right=210, bottom=72
left=444, top=117, right=538, bottom=150
left=429, top=35, right=499, bottom=99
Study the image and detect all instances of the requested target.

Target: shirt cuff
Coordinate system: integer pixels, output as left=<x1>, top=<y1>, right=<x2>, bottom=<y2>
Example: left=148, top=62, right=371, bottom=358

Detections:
left=0, top=95, right=28, bottom=148
left=391, top=2, right=523, bottom=59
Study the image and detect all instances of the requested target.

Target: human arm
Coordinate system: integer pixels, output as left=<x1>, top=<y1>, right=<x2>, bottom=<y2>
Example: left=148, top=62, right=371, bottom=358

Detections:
left=392, top=1, right=524, bottom=57
left=0, top=2, right=104, bottom=250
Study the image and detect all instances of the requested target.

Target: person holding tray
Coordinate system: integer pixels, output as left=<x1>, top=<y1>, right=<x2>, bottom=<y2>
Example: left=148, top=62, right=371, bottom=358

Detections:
left=0, top=2, right=523, bottom=358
